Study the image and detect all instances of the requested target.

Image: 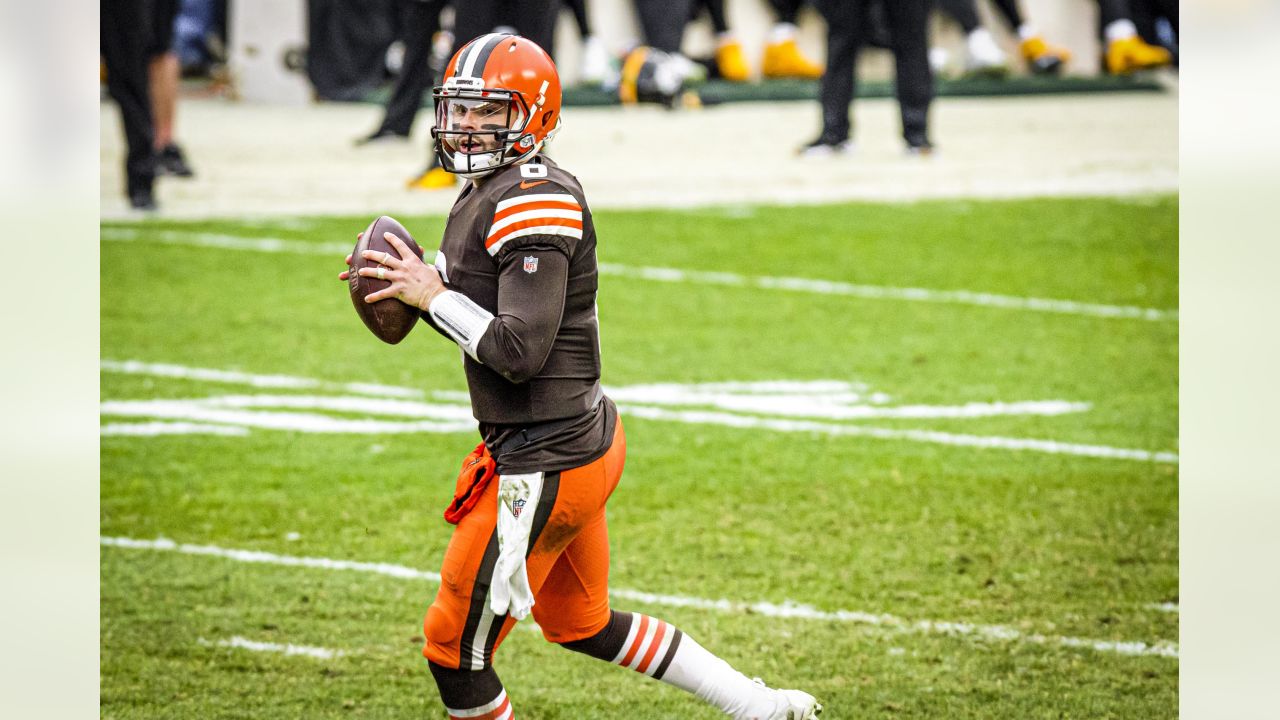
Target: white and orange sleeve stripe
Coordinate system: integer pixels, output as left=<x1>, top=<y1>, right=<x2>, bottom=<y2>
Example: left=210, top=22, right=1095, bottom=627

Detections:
left=486, top=193, right=583, bottom=257
left=446, top=689, right=513, bottom=720
left=610, top=613, right=681, bottom=678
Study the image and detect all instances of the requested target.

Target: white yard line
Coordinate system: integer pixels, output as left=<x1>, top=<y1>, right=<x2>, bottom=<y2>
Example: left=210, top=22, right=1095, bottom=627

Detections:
left=596, top=263, right=1178, bottom=322
left=198, top=636, right=345, bottom=660
left=616, top=404, right=1179, bottom=464
left=101, top=421, right=250, bottom=437
left=101, top=358, right=424, bottom=399
left=102, top=536, right=1177, bottom=659
left=99, top=227, right=1175, bottom=321
left=99, top=359, right=1177, bottom=463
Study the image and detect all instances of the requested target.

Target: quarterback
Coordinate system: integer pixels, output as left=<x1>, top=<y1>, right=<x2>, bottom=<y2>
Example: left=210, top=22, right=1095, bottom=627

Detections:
left=339, top=33, right=821, bottom=720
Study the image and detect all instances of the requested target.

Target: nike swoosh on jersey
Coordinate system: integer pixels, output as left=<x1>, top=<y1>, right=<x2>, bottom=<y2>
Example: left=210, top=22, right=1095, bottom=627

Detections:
left=519, top=180, right=549, bottom=190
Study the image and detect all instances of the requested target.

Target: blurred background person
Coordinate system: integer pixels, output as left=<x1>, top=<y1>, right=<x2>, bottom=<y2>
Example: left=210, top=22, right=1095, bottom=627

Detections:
left=357, top=0, right=449, bottom=146
left=933, top=0, right=1072, bottom=77
left=149, top=0, right=195, bottom=177
left=761, top=0, right=823, bottom=80
left=1096, top=0, right=1172, bottom=74
left=1129, top=0, right=1177, bottom=65
left=563, top=0, right=612, bottom=84
left=804, top=0, right=934, bottom=156
left=690, top=0, right=750, bottom=82
left=102, top=0, right=158, bottom=210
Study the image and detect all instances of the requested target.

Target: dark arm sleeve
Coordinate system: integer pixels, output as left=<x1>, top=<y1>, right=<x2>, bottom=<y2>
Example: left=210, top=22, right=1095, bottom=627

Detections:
left=474, top=242, right=570, bottom=383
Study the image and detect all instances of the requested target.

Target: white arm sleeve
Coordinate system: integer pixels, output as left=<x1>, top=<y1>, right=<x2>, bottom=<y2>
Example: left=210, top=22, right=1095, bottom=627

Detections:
left=427, top=290, right=495, bottom=361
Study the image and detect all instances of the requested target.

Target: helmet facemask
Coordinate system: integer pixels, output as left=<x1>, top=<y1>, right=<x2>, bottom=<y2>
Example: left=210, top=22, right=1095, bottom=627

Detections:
left=432, top=81, right=533, bottom=179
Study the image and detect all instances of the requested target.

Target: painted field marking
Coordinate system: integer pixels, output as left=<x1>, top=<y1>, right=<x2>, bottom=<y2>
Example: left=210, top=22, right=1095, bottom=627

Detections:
left=99, top=227, right=1176, bottom=321
left=198, top=636, right=345, bottom=660
left=102, top=536, right=1177, bottom=659
left=99, top=360, right=1177, bottom=463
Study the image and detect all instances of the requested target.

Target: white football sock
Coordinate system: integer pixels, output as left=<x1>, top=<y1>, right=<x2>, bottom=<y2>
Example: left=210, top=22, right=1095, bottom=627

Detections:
left=656, top=633, right=781, bottom=720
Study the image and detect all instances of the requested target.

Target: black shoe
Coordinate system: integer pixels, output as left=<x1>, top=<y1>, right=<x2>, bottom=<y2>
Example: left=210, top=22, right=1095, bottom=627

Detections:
left=156, top=143, right=194, bottom=177
left=129, top=190, right=157, bottom=211
left=355, top=129, right=410, bottom=146
left=798, top=136, right=854, bottom=158
left=905, top=141, right=936, bottom=157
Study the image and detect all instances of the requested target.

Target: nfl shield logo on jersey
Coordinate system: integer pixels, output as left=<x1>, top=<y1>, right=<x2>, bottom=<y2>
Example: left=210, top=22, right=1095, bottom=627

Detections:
left=523, top=256, right=539, bottom=274
left=512, top=498, right=527, bottom=518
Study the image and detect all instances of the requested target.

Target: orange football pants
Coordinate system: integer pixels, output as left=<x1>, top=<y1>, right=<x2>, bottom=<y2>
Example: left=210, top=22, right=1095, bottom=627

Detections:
left=423, top=417, right=626, bottom=670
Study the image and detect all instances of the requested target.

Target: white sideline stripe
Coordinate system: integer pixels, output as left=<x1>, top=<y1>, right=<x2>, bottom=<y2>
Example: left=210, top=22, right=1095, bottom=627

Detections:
left=99, top=228, right=1174, bottom=321
left=101, top=421, right=250, bottom=437
left=199, top=636, right=343, bottom=660
left=1146, top=602, right=1179, bottom=613
left=103, top=536, right=1177, bottom=659
left=617, top=404, right=1179, bottom=464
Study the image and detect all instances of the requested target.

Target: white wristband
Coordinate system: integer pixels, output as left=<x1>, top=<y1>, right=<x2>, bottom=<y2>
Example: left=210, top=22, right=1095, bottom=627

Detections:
left=428, top=290, right=494, bottom=361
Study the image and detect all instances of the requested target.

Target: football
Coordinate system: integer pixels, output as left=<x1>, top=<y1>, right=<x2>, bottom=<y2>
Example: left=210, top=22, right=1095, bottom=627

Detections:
left=349, top=215, right=425, bottom=344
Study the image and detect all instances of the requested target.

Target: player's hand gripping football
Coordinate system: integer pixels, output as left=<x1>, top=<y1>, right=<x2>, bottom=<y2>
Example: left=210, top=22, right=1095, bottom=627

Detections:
left=338, top=231, right=447, bottom=311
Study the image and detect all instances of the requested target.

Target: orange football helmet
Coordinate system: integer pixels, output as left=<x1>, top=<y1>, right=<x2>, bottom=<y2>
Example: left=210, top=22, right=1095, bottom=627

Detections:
left=431, top=33, right=563, bottom=179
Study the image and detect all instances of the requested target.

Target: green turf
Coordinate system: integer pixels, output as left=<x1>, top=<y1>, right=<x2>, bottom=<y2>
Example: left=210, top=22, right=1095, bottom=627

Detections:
left=101, top=195, right=1177, bottom=718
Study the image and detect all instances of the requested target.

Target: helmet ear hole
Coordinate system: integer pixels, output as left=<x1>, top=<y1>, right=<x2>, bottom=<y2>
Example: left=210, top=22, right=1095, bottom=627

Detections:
left=541, top=110, right=554, bottom=127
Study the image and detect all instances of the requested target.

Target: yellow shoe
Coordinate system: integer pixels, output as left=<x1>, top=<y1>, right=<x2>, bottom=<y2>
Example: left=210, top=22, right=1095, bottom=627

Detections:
left=1105, top=35, right=1171, bottom=75
left=406, top=166, right=457, bottom=191
left=715, top=40, right=751, bottom=82
left=762, top=39, right=823, bottom=80
left=1019, top=36, right=1071, bottom=75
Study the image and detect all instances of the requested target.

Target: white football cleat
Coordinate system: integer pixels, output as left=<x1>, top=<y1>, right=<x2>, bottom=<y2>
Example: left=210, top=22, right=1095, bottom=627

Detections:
left=770, top=688, right=822, bottom=720
left=747, top=679, right=822, bottom=720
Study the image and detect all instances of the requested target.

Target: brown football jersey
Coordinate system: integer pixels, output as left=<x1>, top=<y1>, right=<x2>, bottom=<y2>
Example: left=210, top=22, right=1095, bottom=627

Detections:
left=425, top=156, right=617, bottom=474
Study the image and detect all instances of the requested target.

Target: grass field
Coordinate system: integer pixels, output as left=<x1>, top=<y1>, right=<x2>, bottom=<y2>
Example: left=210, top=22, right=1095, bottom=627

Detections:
left=100, top=194, right=1178, bottom=719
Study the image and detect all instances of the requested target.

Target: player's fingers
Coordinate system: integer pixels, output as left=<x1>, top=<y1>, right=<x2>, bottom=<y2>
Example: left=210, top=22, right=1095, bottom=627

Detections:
left=357, top=267, right=395, bottom=280
left=363, top=286, right=402, bottom=304
left=383, top=232, right=417, bottom=263
left=338, top=270, right=351, bottom=281
left=361, top=249, right=400, bottom=267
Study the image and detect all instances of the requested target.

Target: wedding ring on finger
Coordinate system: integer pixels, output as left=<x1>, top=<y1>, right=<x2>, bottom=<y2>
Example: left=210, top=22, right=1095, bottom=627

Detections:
left=376, top=267, right=386, bottom=280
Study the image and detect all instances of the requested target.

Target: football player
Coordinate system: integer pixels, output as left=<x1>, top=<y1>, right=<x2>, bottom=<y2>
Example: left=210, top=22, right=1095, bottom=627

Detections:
left=339, top=33, right=821, bottom=720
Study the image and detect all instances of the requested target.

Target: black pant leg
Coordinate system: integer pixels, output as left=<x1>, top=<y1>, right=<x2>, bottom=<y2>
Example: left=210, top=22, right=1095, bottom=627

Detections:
left=566, top=0, right=592, bottom=37
left=767, top=0, right=804, bottom=25
left=1097, top=0, right=1131, bottom=27
left=451, top=0, right=501, bottom=53
left=511, top=0, right=560, bottom=57
left=101, top=0, right=156, bottom=198
left=634, top=0, right=693, bottom=52
left=936, top=0, right=981, bottom=34
left=814, top=0, right=863, bottom=142
left=884, top=0, right=934, bottom=147
left=989, top=0, right=1026, bottom=31
left=380, top=0, right=444, bottom=136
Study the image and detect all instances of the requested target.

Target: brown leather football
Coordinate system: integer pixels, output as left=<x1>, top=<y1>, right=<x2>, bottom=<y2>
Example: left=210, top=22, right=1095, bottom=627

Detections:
left=349, top=216, right=425, bottom=345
